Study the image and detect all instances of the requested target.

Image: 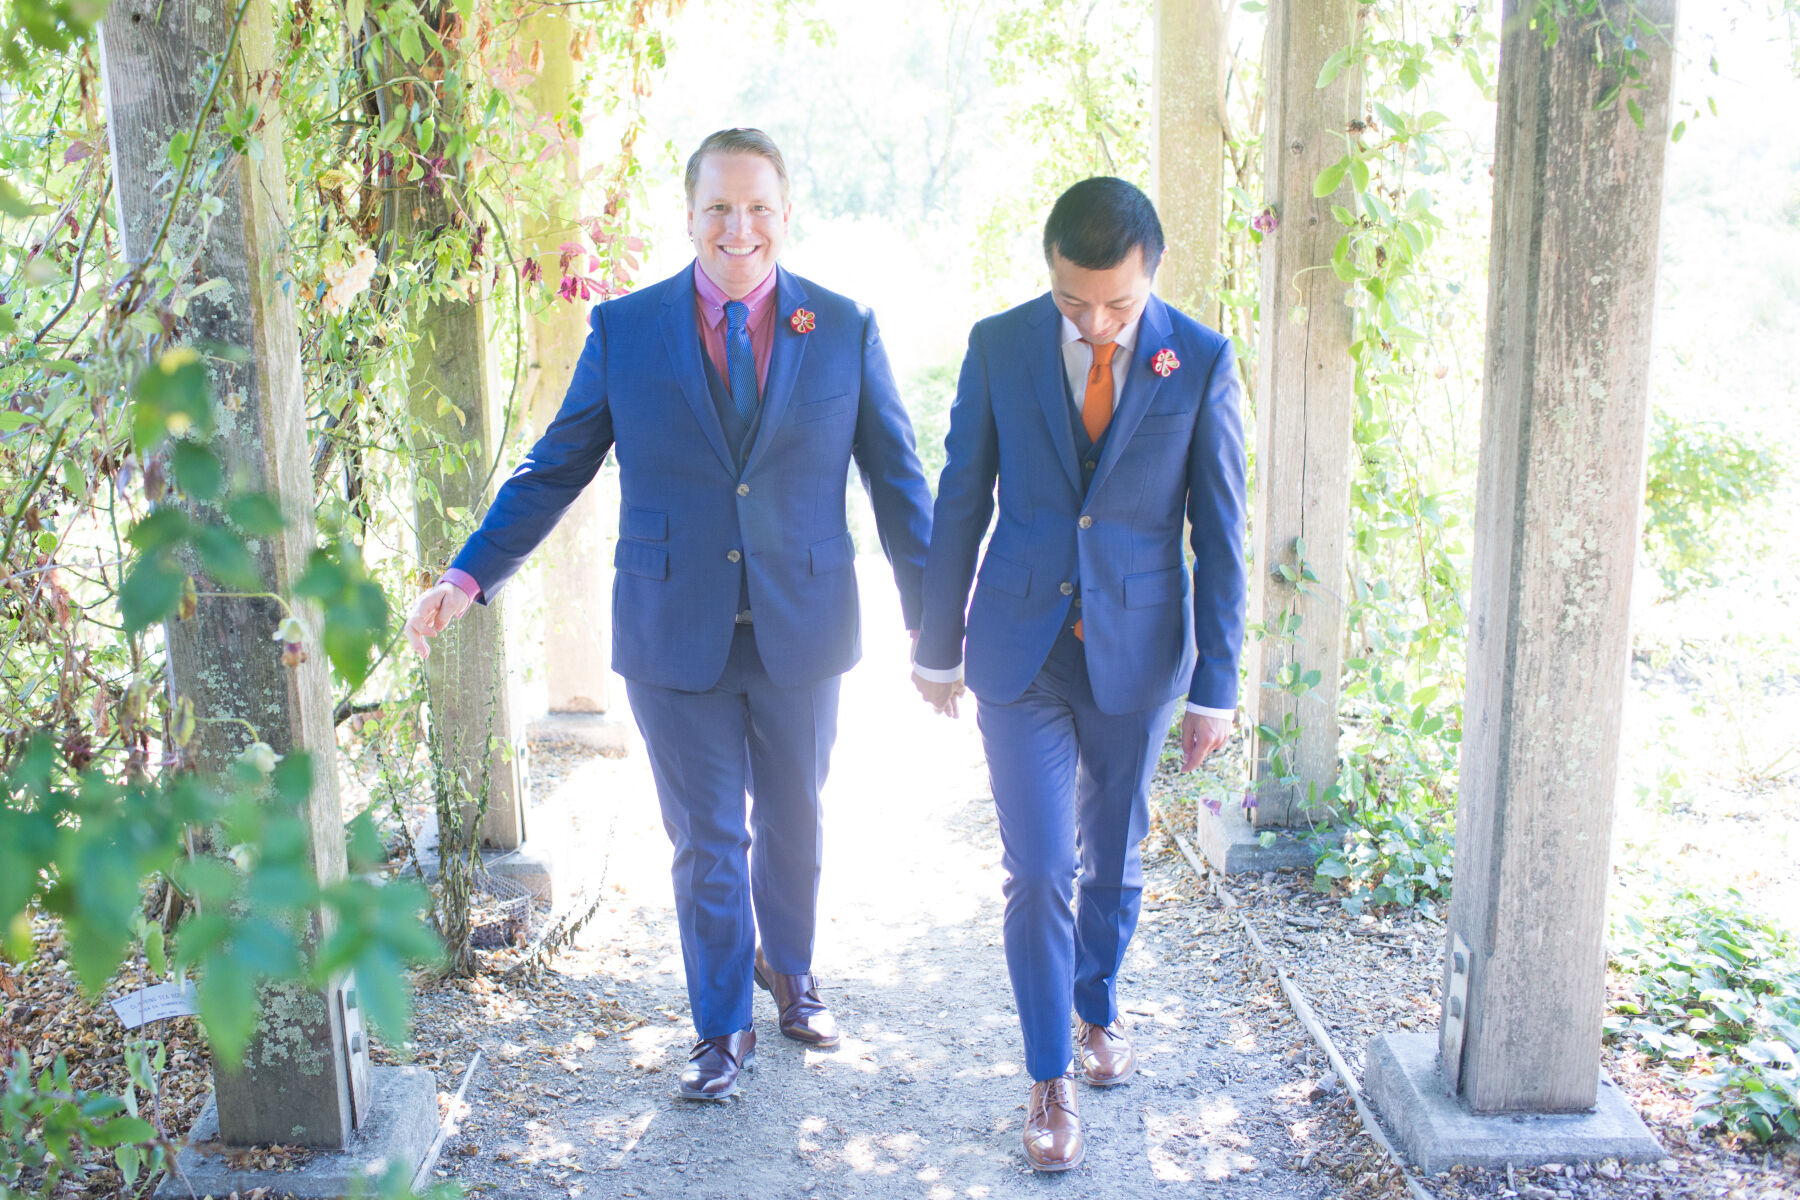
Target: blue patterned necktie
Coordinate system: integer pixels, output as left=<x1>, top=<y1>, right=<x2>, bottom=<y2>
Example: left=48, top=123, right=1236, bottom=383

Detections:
left=725, top=300, right=757, bottom=422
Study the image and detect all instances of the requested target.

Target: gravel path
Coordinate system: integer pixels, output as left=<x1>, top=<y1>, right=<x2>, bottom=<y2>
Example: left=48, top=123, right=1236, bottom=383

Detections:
left=415, top=561, right=1344, bottom=1199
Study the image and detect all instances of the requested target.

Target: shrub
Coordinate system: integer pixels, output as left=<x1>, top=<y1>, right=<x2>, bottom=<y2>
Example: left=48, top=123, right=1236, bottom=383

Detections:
left=1641, top=410, right=1784, bottom=595
left=1607, top=886, right=1800, bottom=1142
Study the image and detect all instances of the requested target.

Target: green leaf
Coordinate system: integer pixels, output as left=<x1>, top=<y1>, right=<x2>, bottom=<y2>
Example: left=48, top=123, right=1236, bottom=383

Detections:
left=346, top=0, right=365, bottom=32
left=91, top=1116, right=155, bottom=1148
left=192, top=524, right=262, bottom=590
left=119, top=554, right=187, bottom=632
left=1313, top=159, right=1348, bottom=198
left=1316, top=47, right=1353, bottom=90
left=1671, top=120, right=1686, bottom=143
left=1627, top=98, right=1645, bottom=128
left=197, top=955, right=257, bottom=1067
left=127, top=508, right=193, bottom=551
left=171, top=441, right=224, bottom=501
left=227, top=492, right=286, bottom=535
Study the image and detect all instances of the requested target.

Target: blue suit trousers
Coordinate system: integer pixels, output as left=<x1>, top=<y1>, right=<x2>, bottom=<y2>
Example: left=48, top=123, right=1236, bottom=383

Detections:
left=625, top=625, right=841, bottom=1039
left=976, top=625, right=1178, bottom=1081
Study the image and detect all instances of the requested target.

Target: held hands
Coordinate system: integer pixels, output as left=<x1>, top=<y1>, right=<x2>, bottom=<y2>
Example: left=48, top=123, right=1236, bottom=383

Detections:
left=908, top=631, right=965, bottom=717
left=403, top=581, right=471, bottom=659
left=1180, top=711, right=1232, bottom=772
left=912, top=672, right=965, bottom=718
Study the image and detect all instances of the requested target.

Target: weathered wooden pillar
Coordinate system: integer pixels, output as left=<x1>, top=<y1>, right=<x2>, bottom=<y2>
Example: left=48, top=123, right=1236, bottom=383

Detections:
left=383, top=18, right=527, bottom=854
left=1152, top=0, right=1227, bottom=327
left=523, top=10, right=612, bottom=718
left=100, top=0, right=375, bottom=1151
left=1441, top=0, right=1676, bottom=1113
left=1365, top=0, right=1675, bottom=1173
left=1245, top=0, right=1360, bottom=830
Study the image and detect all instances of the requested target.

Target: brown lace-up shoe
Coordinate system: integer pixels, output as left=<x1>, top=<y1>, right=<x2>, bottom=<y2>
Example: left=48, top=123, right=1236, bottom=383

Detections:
left=677, top=1029, right=756, bottom=1101
left=1077, top=1019, right=1136, bottom=1086
left=753, top=946, right=840, bottom=1048
left=1023, top=1076, right=1084, bottom=1171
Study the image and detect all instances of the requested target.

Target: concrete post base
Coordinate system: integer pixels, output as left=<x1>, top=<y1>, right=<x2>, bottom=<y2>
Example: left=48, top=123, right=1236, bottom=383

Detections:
left=1366, top=1031, right=1663, bottom=1175
left=527, top=710, right=631, bottom=758
left=155, top=1065, right=438, bottom=1199
left=1192, top=793, right=1338, bottom=874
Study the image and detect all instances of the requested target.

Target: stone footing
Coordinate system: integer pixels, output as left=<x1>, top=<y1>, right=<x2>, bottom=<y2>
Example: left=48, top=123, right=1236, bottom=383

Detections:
left=527, top=710, right=630, bottom=758
left=1192, top=794, right=1338, bottom=874
left=1366, top=1031, right=1664, bottom=1175
left=155, top=1065, right=438, bottom=1199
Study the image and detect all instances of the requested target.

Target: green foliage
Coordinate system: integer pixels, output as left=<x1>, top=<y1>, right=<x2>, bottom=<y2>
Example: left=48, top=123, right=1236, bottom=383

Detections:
left=1607, top=887, right=1800, bottom=1142
left=1, top=1045, right=160, bottom=1199
left=1641, top=409, right=1784, bottom=594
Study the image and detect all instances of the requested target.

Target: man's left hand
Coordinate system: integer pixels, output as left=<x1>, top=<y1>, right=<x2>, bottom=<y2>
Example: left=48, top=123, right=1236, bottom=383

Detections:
left=1181, top=712, right=1232, bottom=771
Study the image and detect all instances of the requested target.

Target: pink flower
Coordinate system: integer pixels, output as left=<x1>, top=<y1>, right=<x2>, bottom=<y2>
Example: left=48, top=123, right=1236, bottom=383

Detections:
left=1251, top=207, right=1279, bottom=234
left=789, top=308, right=816, bottom=334
left=1152, top=348, right=1181, bottom=378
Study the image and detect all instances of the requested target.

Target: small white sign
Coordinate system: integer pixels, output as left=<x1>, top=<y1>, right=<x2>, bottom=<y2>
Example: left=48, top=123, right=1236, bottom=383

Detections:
left=110, top=982, right=199, bottom=1030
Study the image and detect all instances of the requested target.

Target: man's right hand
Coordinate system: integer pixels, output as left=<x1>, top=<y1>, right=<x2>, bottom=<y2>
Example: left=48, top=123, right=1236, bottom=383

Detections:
left=403, top=582, right=471, bottom=659
left=912, top=672, right=964, bottom=718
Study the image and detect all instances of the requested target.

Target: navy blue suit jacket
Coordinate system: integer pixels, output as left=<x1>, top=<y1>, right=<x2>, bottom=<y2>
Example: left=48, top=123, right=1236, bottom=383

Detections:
left=450, top=263, right=933, bottom=692
left=916, top=293, right=1247, bottom=715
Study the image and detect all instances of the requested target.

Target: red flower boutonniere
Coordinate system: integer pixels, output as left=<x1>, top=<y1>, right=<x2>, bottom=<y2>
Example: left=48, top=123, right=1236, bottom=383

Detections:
left=789, top=308, right=816, bottom=334
left=1152, top=348, right=1181, bottom=378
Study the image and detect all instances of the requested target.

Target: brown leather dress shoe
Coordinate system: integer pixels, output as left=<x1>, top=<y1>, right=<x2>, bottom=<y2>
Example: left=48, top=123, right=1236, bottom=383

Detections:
left=677, top=1029, right=755, bottom=1101
left=1023, top=1076, right=1084, bottom=1172
left=1077, top=1019, right=1136, bottom=1086
left=753, top=947, right=840, bottom=1048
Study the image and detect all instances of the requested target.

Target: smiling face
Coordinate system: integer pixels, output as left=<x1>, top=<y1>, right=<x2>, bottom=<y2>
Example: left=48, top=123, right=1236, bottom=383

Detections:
left=1048, top=245, right=1162, bottom=344
left=687, top=151, right=790, bottom=299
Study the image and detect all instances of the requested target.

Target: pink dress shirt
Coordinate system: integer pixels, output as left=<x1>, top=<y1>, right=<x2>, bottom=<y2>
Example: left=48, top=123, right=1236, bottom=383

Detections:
left=440, top=261, right=780, bottom=603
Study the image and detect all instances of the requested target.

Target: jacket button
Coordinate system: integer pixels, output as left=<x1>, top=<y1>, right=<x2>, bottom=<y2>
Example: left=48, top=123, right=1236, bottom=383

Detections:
left=1078, top=515, right=1093, bottom=529
left=727, top=550, right=742, bottom=563
left=737, top=483, right=750, bottom=496
left=1060, top=582, right=1074, bottom=596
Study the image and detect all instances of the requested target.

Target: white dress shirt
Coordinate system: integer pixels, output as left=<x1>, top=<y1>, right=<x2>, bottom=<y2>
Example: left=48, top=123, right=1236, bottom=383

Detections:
left=914, top=315, right=1234, bottom=723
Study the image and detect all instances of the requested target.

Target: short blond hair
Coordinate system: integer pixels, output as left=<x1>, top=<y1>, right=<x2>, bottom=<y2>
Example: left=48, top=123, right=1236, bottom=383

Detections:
left=683, top=128, right=791, bottom=205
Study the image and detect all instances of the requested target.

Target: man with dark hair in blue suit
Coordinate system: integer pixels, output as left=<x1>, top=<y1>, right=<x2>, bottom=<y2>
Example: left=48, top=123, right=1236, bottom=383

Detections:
left=913, top=177, right=1246, bottom=1171
left=405, top=128, right=933, bottom=1103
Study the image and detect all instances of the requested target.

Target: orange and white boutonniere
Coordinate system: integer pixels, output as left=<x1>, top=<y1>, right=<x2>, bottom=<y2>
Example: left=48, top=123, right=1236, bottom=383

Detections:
left=789, top=308, right=816, bottom=334
left=1152, top=348, right=1181, bottom=377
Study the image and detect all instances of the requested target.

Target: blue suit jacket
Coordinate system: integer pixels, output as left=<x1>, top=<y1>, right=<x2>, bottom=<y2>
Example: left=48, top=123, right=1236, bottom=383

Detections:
left=450, top=263, right=933, bottom=692
left=916, top=293, right=1246, bottom=716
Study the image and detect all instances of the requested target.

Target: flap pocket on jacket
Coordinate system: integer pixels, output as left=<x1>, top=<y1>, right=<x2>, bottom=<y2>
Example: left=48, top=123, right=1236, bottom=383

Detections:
left=792, top=392, right=855, bottom=424
left=1133, top=411, right=1191, bottom=438
left=810, top=531, right=855, bottom=575
left=614, top=540, right=669, bottom=580
left=976, top=553, right=1031, bottom=598
left=1123, top=565, right=1184, bottom=608
left=622, top=506, right=668, bottom=541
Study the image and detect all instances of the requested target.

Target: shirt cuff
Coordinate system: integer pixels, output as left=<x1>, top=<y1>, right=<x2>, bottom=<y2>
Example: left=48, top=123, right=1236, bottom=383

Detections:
left=1185, top=703, right=1235, bottom=721
left=439, top=567, right=481, bottom=602
left=912, top=661, right=965, bottom=684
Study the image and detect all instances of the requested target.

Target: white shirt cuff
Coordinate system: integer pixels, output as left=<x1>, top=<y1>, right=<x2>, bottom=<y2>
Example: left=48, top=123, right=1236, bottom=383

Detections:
left=912, top=661, right=965, bottom=684
left=1185, top=703, right=1235, bottom=720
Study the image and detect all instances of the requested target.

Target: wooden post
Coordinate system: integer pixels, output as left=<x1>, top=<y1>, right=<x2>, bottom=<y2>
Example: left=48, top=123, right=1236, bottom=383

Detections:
left=1245, top=0, right=1361, bottom=828
left=1152, top=0, right=1227, bottom=328
left=382, top=21, right=527, bottom=852
left=99, top=0, right=362, bottom=1147
left=1441, top=0, right=1676, bottom=1113
left=523, top=10, right=612, bottom=716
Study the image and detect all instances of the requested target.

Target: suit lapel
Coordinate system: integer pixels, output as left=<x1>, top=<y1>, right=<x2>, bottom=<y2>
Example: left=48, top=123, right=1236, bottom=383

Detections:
left=1024, top=296, right=1083, bottom=494
left=740, top=268, right=810, bottom=476
left=659, top=267, right=736, bottom=474
left=1087, top=295, right=1173, bottom=499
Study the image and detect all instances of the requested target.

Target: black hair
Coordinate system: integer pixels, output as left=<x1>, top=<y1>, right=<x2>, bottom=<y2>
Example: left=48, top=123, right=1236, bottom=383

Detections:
left=1042, top=177, right=1164, bottom=273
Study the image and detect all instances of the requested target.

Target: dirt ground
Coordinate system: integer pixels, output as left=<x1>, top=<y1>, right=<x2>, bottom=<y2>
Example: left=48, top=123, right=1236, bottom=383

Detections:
left=409, top=583, right=1362, bottom=1199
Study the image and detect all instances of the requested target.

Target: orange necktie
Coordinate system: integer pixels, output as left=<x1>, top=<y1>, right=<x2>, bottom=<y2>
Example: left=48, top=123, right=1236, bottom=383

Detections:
left=1082, top=339, right=1117, bottom=442
left=1074, top=340, right=1116, bottom=642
